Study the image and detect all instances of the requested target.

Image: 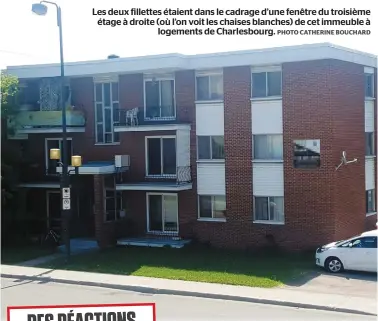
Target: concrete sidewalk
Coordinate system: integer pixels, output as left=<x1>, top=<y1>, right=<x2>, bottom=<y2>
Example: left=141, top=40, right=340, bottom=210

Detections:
left=1, top=265, right=376, bottom=316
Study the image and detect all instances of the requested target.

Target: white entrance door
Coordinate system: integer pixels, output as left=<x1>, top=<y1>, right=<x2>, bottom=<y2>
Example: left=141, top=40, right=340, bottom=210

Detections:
left=147, top=193, right=178, bottom=233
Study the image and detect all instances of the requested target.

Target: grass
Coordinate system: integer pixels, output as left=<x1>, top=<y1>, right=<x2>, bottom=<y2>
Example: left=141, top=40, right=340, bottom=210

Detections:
left=1, top=244, right=57, bottom=265
left=40, top=245, right=315, bottom=288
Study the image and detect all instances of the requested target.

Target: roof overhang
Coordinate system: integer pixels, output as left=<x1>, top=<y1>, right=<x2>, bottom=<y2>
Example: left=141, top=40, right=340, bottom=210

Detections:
left=5, top=43, right=377, bottom=79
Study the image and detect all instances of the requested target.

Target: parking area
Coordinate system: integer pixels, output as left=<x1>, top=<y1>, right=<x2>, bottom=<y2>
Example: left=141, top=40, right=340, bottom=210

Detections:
left=282, top=270, right=377, bottom=298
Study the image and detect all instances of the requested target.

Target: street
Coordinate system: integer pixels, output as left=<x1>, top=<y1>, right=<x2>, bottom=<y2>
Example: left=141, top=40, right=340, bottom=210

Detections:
left=1, top=277, right=375, bottom=321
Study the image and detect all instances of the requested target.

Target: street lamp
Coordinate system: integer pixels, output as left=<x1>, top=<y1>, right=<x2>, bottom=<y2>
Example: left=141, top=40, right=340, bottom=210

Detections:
left=32, top=1, right=71, bottom=261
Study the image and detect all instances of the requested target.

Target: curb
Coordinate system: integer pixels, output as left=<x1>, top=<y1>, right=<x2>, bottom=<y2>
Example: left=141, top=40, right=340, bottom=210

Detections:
left=1, top=273, right=376, bottom=317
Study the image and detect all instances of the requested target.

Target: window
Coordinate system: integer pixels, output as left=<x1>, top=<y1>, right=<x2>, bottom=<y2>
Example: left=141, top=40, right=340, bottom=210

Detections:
left=254, top=196, right=284, bottom=223
left=196, top=74, right=223, bottom=101
left=253, top=135, right=283, bottom=160
left=146, top=137, right=176, bottom=176
left=365, top=132, right=375, bottom=156
left=366, top=189, right=376, bottom=214
left=94, top=82, right=119, bottom=144
left=345, top=237, right=377, bottom=249
left=145, top=79, right=175, bottom=119
left=252, top=71, right=282, bottom=98
left=198, top=195, right=226, bottom=219
left=105, top=190, right=123, bottom=221
left=365, top=73, right=374, bottom=98
left=45, top=138, right=73, bottom=175
left=293, top=139, right=320, bottom=168
left=197, top=136, right=224, bottom=160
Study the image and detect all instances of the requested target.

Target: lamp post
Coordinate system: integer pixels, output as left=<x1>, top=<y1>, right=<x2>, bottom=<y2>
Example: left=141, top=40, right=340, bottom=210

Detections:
left=32, top=1, right=71, bottom=261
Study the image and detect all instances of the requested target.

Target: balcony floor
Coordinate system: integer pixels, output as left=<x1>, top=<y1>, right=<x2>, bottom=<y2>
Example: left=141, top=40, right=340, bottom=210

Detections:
left=116, top=182, right=192, bottom=191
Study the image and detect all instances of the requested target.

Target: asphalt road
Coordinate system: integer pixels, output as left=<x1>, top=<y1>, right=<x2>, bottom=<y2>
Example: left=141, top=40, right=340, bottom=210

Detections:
left=1, top=277, right=375, bottom=321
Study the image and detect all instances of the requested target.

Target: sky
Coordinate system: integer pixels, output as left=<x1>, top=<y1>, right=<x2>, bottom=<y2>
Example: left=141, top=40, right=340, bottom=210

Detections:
left=0, top=0, right=377, bottom=70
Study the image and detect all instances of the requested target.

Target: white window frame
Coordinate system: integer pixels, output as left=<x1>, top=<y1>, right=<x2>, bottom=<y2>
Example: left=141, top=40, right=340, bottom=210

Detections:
left=195, top=71, right=224, bottom=102
left=365, top=73, right=375, bottom=99
left=196, top=135, right=225, bottom=161
left=145, top=135, right=177, bottom=177
left=366, top=189, right=376, bottom=215
left=251, top=66, right=282, bottom=99
left=94, top=79, right=120, bottom=145
left=253, top=196, right=285, bottom=224
left=143, top=76, right=176, bottom=120
left=197, top=195, right=226, bottom=221
left=44, top=137, right=73, bottom=175
left=146, top=192, right=179, bottom=234
left=252, top=134, right=283, bottom=161
left=104, top=189, right=123, bottom=222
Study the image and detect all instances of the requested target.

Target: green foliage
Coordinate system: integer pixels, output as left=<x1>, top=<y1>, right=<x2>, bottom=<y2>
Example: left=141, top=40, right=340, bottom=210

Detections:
left=1, top=71, right=19, bottom=118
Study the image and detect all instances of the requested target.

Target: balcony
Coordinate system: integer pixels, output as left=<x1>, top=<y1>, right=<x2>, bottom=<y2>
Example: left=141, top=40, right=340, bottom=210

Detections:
left=114, top=108, right=190, bottom=132
left=7, top=109, right=86, bottom=136
left=116, top=166, right=193, bottom=192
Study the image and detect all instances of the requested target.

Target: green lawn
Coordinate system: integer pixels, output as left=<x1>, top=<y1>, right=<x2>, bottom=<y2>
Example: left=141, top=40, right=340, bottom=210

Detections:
left=40, top=245, right=315, bottom=288
left=1, top=244, right=56, bottom=265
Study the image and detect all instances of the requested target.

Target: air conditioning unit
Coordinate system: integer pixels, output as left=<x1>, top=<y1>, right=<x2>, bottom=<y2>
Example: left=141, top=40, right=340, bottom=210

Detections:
left=115, top=155, right=130, bottom=168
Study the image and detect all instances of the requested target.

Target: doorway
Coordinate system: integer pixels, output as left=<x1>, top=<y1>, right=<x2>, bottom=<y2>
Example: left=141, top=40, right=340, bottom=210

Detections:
left=147, top=193, right=178, bottom=234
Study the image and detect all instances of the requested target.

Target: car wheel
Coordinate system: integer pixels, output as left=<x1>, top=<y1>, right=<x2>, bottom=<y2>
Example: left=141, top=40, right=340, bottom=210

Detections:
left=325, top=257, right=344, bottom=273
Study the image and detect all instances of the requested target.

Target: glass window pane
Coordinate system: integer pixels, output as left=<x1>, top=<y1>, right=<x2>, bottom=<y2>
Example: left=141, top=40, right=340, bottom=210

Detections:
left=160, top=80, right=174, bottom=114
left=96, top=124, right=104, bottom=143
left=147, top=138, right=162, bottom=175
left=162, top=138, right=176, bottom=175
left=104, top=83, right=111, bottom=106
left=211, top=136, right=225, bottom=159
left=254, top=135, right=283, bottom=159
left=210, top=75, right=223, bottom=100
left=95, top=84, right=102, bottom=102
left=104, top=109, right=112, bottom=132
left=267, top=72, right=282, bottom=96
left=269, top=197, right=284, bottom=222
left=96, top=103, right=103, bottom=122
left=113, top=103, right=119, bottom=122
left=365, top=132, right=374, bottom=156
left=252, top=73, right=267, bottom=98
left=365, top=74, right=373, bottom=98
left=198, top=136, right=211, bottom=159
left=145, top=81, right=160, bottom=118
left=199, top=196, right=212, bottom=218
left=213, top=196, right=226, bottom=218
left=196, top=76, right=209, bottom=100
left=112, top=82, right=119, bottom=101
left=255, top=197, right=269, bottom=221
left=105, top=133, right=112, bottom=143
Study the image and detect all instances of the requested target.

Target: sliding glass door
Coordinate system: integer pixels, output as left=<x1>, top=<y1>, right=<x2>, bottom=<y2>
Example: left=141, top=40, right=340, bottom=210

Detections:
left=147, top=193, right=178, bottom=233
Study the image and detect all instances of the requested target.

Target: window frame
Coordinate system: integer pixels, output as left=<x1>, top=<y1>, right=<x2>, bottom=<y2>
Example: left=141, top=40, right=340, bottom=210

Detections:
left=365, top=132, right=375, bottom=156
left=145, top=135, right=177, bottom=177
left=253, top=196, right=285, bottom=224
left=293, top=139, right=321, bottom=169
left=197, top=195, right=226, bottom=221
left=366, top=189, right=376, bottom=215
left=143, top=77, right=176, bottom=120
left=104, top=189, right=123, bottom=222
left=252, top=134, right=283, bottom=161
left=196, top=135, right=225, bottom=161
left=365, top=73, right=375, bottom=99
left=251, top=69, right=282, bottom=99
left=195, top=73, right=224, bottom=102
left=44, top=137, right=73, bottom=175
left=94, top=80, right=120, bottom=145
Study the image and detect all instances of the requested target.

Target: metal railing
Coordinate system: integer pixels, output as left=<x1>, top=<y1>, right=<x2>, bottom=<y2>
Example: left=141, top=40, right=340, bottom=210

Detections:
left=115, top=107, right=178, bottom=127
left=177, top=166, right=192, bottom=184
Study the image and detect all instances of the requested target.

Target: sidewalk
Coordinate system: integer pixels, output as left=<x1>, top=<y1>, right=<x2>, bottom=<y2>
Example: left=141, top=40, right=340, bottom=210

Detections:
left=1, top=264, right=376, bottom=316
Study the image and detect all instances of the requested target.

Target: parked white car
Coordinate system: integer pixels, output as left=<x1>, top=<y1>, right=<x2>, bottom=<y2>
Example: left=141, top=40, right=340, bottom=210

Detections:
left=315, top=229, right=377, bottom=273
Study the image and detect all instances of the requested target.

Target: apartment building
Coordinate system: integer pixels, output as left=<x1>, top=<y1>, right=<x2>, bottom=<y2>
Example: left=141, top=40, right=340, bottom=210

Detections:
left=4, top=43, right=377, bottom=250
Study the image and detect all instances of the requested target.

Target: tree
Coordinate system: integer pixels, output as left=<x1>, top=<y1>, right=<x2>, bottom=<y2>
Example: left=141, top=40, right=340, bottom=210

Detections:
left=1, top=71, right=19, bottom=118
left=1, top=71, right=20, bottom=207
